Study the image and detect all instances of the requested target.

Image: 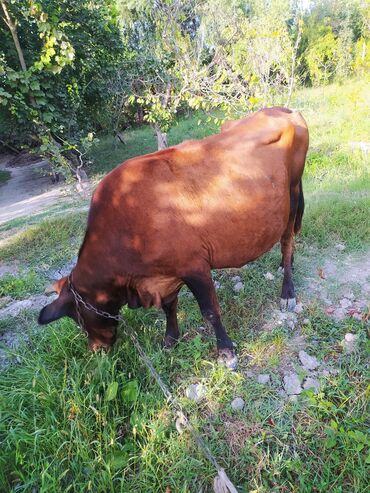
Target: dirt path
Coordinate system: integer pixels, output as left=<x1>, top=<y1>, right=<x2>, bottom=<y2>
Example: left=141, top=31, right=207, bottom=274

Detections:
left=0, top=154, right=72, bottom=225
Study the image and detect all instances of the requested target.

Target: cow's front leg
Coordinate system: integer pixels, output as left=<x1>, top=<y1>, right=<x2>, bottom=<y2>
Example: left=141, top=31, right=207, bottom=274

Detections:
left=161, top=295, right=180, bottom=348
left=183, top=273, right=237, bottom=370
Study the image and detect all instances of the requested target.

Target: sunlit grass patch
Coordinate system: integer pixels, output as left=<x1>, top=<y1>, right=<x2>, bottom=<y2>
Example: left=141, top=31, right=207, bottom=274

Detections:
left=302, top=194, right=370, bottom=250
left=0, top=213, right=86, bottom=268
left=0, top=270, right=47, bottom=299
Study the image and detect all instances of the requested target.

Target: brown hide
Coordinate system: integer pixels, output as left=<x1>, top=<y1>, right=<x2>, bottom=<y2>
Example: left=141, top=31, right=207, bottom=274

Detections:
left=71, top=107, right=308, bottom=311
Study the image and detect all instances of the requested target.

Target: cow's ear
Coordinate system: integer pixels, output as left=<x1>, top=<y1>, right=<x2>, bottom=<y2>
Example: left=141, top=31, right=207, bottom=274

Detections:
left=45, top=276, right=67, bottom=295
left=38, top=291, right=73, bottom=325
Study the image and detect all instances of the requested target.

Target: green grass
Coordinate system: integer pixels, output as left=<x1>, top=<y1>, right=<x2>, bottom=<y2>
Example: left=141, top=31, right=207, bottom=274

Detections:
left=0, top=271, right=47, bottom=299
left=0, top=169, right=11, bottom=185
left=0, top=213, right=86, bottom=269
left=1, top=79, right=369, bottom=492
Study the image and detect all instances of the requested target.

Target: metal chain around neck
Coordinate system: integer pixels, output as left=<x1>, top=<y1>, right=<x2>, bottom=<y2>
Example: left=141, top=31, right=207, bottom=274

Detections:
left=68, top=273, right=122, bottom=327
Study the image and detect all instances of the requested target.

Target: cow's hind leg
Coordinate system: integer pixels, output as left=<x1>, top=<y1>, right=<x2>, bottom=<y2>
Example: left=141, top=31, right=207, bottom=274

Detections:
left=280, top=182, right=303, bottom=311
left=183, top=273, right=237, bottom=369
left=162, top=295, right=180, bottom=348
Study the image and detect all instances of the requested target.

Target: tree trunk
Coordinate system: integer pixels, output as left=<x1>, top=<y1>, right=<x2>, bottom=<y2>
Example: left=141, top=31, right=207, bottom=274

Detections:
left=286, top=17, right=302, bottom=107
left=154, top=123, right=168, bottom=150
left=0, top=0, right=27, bottom=72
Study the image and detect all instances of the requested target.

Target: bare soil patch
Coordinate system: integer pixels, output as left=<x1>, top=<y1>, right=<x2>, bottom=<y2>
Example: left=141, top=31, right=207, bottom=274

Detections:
left=0, top=153, right=73, bottom=225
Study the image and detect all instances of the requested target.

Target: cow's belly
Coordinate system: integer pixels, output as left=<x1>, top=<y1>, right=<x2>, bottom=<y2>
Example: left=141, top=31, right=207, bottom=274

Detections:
left=204, top=188, right=290, bottom=269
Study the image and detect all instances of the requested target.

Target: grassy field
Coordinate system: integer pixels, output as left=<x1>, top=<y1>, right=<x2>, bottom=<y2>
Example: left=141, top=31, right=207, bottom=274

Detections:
left=0, top=79, right=369, bottom=492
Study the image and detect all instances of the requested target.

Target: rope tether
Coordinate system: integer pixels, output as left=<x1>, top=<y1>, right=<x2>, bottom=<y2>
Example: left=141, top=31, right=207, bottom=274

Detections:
left=120, top=319, right=239, bottom=493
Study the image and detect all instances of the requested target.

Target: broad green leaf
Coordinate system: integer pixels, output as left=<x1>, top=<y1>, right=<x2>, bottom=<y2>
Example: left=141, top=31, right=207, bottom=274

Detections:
left=122, top=380, right=139, bottom=403
left=106, top=381, right=118, bottom=401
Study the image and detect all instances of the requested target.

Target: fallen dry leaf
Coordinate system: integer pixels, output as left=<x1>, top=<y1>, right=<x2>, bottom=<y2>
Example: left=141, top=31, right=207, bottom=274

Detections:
left=318, top=268, right=326, bottom=279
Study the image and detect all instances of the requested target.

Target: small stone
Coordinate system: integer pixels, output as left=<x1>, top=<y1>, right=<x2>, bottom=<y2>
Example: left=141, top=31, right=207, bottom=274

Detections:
left=185, top=384, right=205, bottom=402
left=299, top=350, right=319, bottom=370
left=294, top=302, right=304, bottom=314
left=332, top=307, right=346, bottom=321
left=257, top=374, right=270, bottom=385
left=198, top=326, right=206, bottom=331
left=340, top=298, right=352, bottom=309
left=214, top=281, right=221, bottom=290
left=233, top=281, right=244, bottom=293
left=283, top=372, right=302, bottom=395
left=287, top=319, right=296, bottom=329
left=335, top=243, right=346, bottom=251
left=231, top=275, right=241, bottom=283
left=231, top=397, right=245, bottom=411
left=303, top=377, right=320, bottom=393
left=302, top=318, right=310, bottom=325
left=264, top=272, right=275, bottom=281
left=342, top=333, right=359, bottom=354
left=352, top=313, right=362, bottom=321
left=288, top=394, right=299, bottom=402
left=342, top=289, right=355, bottom=300
left=245, top=370, right=254, bottom=378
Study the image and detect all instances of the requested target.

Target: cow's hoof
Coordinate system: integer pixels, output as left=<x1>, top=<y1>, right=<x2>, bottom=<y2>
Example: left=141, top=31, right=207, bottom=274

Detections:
left=217, top=348, right=238, bottom=370
left=280, top=297, right=296, bottom=312
left=161, top=334, right=178, bottom=349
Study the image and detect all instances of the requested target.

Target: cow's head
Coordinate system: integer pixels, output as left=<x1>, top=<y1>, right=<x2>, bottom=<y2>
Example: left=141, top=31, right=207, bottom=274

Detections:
left=38, top=276, right=118, bottom=351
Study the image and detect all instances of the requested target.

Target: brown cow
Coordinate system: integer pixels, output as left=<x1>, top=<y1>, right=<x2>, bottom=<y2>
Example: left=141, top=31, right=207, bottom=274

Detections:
left=39, top=107, right=309, bottom=369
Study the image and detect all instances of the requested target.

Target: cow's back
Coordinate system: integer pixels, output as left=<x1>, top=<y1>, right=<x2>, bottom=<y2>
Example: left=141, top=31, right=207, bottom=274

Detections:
left=84, top=108, right=308, bottom=275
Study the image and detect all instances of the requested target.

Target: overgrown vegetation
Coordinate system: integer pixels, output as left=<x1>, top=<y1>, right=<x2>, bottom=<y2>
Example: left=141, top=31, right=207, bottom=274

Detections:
left=0, top=79, right=369, bottom=492
left=1, top=0, right=369, bottom=165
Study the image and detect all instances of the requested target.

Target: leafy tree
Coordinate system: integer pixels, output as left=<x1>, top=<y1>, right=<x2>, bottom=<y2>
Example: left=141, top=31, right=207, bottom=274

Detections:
left=0, top=0, right=126, bottom=179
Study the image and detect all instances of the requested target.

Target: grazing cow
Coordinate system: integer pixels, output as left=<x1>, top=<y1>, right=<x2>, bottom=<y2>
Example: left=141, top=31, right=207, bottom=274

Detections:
left=39, top=107, right=308, bottom=369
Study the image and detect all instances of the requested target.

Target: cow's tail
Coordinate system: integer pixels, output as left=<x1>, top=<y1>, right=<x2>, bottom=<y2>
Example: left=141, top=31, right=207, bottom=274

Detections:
left=294, top=179, right=304, bottom=234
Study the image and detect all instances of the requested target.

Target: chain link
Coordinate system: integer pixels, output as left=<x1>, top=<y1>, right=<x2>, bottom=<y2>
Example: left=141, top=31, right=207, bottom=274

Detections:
left=68, top=273, right=122, bottom=325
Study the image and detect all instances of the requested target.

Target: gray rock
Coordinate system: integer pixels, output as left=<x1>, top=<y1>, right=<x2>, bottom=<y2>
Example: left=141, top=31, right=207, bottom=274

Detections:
left=231, top=397, right=245, bottom=411
left=0, top=295, right=56, bottom=319
left=245, top=370, right=254, bottom=378
left=303, top=377, right=320, bottom=393
left=294, top=302, right=304, bottom=314
left=340, top=298, right=352, bottom=309
left=214, top=281, right=221, bottom=290
left=335, top=243, right=346, bottom=251
left=264, top=272, right=275, bottom=281
left=231, top=275, right=241, bottom=283
left=47, top=257, right=77, bottom=280
left=283, top=372, right=302, bottom=395
left=185, top=384, right=205, bottom=402
left=257, top=374, right=270, bottom=385
left=333, top=307, right=347, bottom=321
left=342, top=289, right=355, bottom=300
left=288, top=394, right=299, bottom=402
left=233, top=281, right=244, bottom=293
left=342, top=333, right=359, bottom=354
left=299, top=350, right=319, bottom=370
left=302, top=318, right=310, bottom=325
